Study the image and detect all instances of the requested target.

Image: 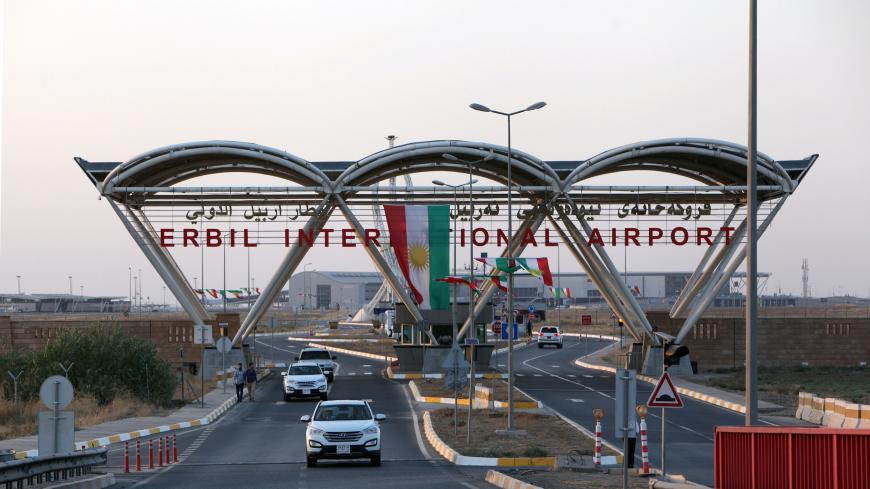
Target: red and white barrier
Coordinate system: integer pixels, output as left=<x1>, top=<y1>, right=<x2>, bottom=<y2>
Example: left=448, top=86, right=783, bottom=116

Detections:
left=594, top=420, right=602, bottom=466
left=639, top=416, right=651, bottom=475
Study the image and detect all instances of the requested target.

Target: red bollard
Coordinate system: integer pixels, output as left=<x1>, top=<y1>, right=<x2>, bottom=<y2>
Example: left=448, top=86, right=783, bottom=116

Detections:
left=148, top=438, right=154, bottom=469
left=173, top=433, right=178, bottom=462
left=124, top=441, right=130, bottom=473
left=136, top=440, right=142, bottom=472
left=158, top=436, right=164, bottom=467
left=165, top=436, right=170, bottom=464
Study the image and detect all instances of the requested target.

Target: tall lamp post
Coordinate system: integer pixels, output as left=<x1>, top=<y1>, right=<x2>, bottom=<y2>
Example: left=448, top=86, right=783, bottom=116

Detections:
left=16, top=275, right=21, bottom=295
left=302, top=262, right=313, bottom=309
left=470, top=101, right=546, bottom=431
left=68, top=276, right=73, bottom=295
left=128, top=268, right=133, bottom=312
left=745, top=0, right=759, bottom=426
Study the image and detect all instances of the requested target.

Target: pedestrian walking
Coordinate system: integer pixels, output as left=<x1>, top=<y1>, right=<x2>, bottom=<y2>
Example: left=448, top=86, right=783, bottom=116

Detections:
left=233, top=363, right=245, bottom=403
left=627, top=416, right=640, bottom=468
left=243, top=362, right=258, bottom=401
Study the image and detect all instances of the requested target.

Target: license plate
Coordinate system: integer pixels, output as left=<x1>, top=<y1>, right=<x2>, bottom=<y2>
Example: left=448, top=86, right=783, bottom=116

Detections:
left=336, top=444, right=350, bottom=455
left=303, top=389, right=310, bottom=395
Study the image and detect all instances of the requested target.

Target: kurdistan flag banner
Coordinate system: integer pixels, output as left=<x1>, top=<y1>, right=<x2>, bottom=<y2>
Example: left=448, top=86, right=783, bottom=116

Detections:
left=476, top=257, right=554, bottom=286
left=551, top=287, right=571, bottom=298
left=384, top=205, right=450, bottom=309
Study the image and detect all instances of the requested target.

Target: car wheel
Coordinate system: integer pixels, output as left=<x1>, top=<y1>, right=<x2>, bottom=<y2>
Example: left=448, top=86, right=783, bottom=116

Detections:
left=327, top=374, right=334, bottom=382
left=537, top=343, right=543, bottom=349
left=370, top=454, right=381, bottom=466
left=283, top=393, right=291, bottom=402
left=320, top=393, right=328, bottom=401
left=306, top=456, right=317, bottom=467
left=557, top=343, right=563, bottom=349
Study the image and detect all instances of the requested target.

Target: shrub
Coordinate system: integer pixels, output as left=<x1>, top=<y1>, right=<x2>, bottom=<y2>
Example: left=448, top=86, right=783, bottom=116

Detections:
left=0, top=327, right=176, bottom=406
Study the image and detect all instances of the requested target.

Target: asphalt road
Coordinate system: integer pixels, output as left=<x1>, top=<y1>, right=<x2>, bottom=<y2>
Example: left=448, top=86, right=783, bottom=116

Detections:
left=110, top=335, right=491, bottom=489
left=501, top=335, right=779, bottom=487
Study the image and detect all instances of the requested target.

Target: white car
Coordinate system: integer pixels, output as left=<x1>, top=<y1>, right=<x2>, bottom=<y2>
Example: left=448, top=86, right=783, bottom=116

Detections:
left=282, top=362, right=328, bottom=402
left=537, top=325, right=563, bottom=348
left=296, top=348, right=337, bottom=381
left=301, top=400, right=385, bottom=467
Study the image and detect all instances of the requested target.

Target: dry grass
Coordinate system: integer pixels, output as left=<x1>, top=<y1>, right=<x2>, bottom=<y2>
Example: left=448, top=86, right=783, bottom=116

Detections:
left=0, top=394, right=165, bottom=441
left=428, top=408, right=603, bottom=458
left=416, top=378, right=532, bottom=403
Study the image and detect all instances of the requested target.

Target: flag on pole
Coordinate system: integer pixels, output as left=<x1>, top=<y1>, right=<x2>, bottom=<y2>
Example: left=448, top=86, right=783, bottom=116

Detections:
left=476, top=257, right=554, bottom=286
left=489, top=276, right=508, bottom=292
left=384, top=205, right=450, bottom=309
left=551, top=287, right=572, bottom=299
left=436, top=276, right=481, bottom=296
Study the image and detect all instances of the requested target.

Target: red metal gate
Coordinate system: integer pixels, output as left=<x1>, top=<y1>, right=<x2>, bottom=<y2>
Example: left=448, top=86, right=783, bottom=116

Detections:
left=714, top=426, right=870, bottom=489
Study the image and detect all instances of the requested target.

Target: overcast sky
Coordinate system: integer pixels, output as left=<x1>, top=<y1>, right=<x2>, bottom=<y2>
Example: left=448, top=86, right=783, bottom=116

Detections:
left=1, top=0, right=869, bottom=302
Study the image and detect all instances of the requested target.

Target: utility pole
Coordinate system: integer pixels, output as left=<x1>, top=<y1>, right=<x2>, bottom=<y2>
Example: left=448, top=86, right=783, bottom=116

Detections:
left=16, top=275, right=21, bottom=295
left=745, top=0, right=759, bottom=426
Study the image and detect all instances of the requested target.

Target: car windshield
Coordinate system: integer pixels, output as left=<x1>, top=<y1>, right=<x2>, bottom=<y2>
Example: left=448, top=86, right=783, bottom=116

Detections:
left=541, top=327, right=558, bottom=333
left=314, top=404, right=372, bottom=421
left=300, top=351, right=331, bottom=360
left=288, top=365, right=322, bottom=375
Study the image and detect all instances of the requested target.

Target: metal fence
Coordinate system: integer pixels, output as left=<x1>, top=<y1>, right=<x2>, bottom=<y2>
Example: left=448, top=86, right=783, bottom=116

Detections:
left=0, top=448, right=107, bottom=488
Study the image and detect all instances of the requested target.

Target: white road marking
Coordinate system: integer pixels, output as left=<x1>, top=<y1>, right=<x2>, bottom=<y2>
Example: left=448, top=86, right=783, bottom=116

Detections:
left=583, top=375, right=594, bottom=378
left=550, top=365, right=560, bottom=368
left=569, top=399, right=585, bottom=403
left=533, top=374, right=542, bottom=377
left=402, top=384, right=432, bottom=459
left=567, top=374, right=577, bottom=378
left=516, top=373, right=525, bottom=377
left=363, top=364, right=373, bottom=367
left=364, top=372, right=373, bottom=375
left=598, top=392, right=613, bottom=399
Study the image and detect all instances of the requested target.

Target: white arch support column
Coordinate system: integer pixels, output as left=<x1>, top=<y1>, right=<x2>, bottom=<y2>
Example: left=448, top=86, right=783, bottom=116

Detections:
left=130, top=206, right=211, bottom=322
left=334, top=195, right=436, bottom=343
left=563, top=197, right=661, bottom=346
left=548, top=214, right=642, bottom=342
left=107, top=199, right=209, bottom=326
left=233, top=197, right=335, bottom=345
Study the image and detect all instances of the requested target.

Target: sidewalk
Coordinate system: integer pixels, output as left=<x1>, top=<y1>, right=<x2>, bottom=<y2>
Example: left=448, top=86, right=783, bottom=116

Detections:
left=575, top=338, right=782, bottom=414
left=0, top=372, right=267, bottom=457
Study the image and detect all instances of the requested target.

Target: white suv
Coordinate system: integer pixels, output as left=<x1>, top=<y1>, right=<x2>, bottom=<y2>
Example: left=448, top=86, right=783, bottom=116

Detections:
left=282, top=362, right=328, bottom=402
left=301, top=400, right=385, bottom=467
left=296, top=348, right=337, bottom=381
left=537, top=325, right=563, bottom=348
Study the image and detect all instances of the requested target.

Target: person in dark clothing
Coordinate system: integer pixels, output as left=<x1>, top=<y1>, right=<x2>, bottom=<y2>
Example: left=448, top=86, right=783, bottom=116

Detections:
left=233, top=363, right=245, bottom=403
left=243, top=363, right=258, bottom=401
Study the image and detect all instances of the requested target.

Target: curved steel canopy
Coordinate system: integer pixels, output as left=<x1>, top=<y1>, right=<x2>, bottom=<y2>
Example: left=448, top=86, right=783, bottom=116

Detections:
left=88, top=137, right=815, bottom=200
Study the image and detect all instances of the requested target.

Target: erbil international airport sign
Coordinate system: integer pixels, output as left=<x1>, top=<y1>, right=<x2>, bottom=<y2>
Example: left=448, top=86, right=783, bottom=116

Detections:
left=155, top=202, right=736, bottom=249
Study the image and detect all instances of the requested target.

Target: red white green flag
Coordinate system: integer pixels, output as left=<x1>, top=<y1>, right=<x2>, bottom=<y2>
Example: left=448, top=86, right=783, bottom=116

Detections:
left=475, top=257, right=554, bottom=286
left=436, top=276, right=481, bottom=296
left=550, top=287, right=571, bottom=299
left=489, top=276, right=508, bottom=292
left=384, top=205, right=450, bottom=309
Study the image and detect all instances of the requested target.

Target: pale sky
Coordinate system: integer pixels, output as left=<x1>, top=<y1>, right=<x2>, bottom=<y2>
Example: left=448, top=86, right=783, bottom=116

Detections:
left=1, top=0, right=869, bottom=301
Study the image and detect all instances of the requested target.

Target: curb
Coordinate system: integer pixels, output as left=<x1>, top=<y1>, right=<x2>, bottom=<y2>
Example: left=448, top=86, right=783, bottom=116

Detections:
left=421, top=411, right=556, bottom=467
left=485, top=470, right=543, bottom=489
left=307, top=342, right=397, bottom=362
left=45, top=473, right=115, bottom=489
left=14, top=371, right=271, bottom=460
left=573, top=344, right=748, bottom=415
left=409, top=380, right=542, bottom=410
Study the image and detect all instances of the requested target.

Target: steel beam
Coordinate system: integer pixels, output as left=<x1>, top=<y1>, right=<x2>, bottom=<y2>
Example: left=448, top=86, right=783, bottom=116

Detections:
left=670, top=205, right=742, bottom=318
left=675, top=197, right=787, bottom=344
left=232, top=197, right=335, bottom=344
left=130, top=207, right=211, bottom=322
left=455, top=209, right=546, bottom=341
left=107, top=199, right=208, bottom=326
left=333, top=195, right=435, bottom=343
left=548, top=215, right=641, bottom=342
left=564, top=197, right=660, bottom=345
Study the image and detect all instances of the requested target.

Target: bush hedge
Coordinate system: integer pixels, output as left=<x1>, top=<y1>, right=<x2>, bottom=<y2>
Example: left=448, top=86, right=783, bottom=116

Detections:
left=0, top=327, right=176, bottom=406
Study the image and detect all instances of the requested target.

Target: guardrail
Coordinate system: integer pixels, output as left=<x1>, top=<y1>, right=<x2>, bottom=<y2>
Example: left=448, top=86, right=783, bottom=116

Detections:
left=0, top=448, right=107, bottom=487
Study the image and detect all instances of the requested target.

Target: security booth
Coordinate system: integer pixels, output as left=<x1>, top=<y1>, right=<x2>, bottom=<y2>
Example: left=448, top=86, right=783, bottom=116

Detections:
left=392, top=301, right=495, bottom=373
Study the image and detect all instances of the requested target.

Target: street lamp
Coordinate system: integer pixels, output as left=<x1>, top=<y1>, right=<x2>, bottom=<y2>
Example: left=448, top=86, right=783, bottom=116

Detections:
left=68, top=276, right=72, bottom=295
left=470, top=100, right=546, bottom=432
left=16, top=275, right=21, bottom=295
left=302, top=262, right=313, bottom=309
left=128, top=267, right=132, bottom=312
left=432, top=178, right=479, bottom=349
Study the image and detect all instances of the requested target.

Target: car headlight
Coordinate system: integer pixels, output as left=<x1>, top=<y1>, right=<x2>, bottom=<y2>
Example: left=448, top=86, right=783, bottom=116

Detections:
left=364, top=439, right=378, bottom=447
left=308, top=427, right=324, bottom=436
left=308, top=440, right=323, bottom=448
left=362, top=426, right=379, bottom=435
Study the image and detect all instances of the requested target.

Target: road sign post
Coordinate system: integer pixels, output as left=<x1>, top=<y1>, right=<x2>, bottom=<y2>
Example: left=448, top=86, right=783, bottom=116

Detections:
left=216, top=337, right=232, bottom=394
left=38, top=375, right=75, bottom=456
left=647, top=371, right=683, bottom=475
left=442, top=345, right=469, bottom=435
left=465, top=339, right=476, bottom=445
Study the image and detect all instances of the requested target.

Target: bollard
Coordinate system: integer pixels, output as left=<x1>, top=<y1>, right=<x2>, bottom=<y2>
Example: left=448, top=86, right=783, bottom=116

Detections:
left=173, top=433, right=178, bottom=462
left=639, top=415, right=651, bottom=475
left=124, top=441, right=130, bottom=473
left=136, top=440, right=141, bottom=472
left=148, top=438, right=154, bottom=469
left=165, top=436, right=171, bottom=464
left=158, top=437, right=164, bottom=467
left=593, top=408, right=604, bottom=466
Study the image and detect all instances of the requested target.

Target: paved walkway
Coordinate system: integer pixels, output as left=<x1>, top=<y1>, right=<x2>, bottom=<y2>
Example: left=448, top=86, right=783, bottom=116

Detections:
left=0, top=385, right=238, bottom=453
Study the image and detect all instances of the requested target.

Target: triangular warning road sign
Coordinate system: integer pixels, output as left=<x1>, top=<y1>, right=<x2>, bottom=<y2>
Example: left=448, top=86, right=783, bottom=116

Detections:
left=647, top=371, right=683, bottom=408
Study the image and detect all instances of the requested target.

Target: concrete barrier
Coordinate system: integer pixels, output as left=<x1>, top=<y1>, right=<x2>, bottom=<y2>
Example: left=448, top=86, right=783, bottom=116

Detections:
left=805, top=396, right=825, bottom=425
left=795, top=392, right=813, bottom=420
left=843, top=403, right=862, bottom=429
left=822, top=398, right=845, bottom=428
left=484, top=470, right=543, bottom=489
left=859, top=405, right=870, bottom=429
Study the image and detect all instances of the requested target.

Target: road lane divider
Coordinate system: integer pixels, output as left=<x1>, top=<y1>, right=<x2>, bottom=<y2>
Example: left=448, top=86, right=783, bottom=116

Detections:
left=421, top=411, right=556, bottom=467
left=13, top=370, right=270, bottom=460
left=306, top=342, right=397, bottom=362
left=408, top=380, right=541, bottom=410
